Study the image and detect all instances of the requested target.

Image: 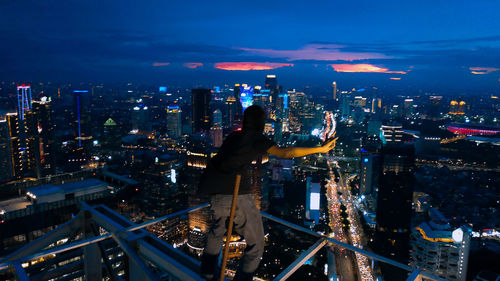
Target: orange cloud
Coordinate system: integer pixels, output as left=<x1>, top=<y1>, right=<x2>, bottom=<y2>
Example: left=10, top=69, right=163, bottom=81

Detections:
left=469, top=67, right=500, bottom=74
left=183, top=62, right=203, bottom=69
left=153, top=62, right=170, bottom=67
left=214, top=62, right=293, bottom=71
left=329, top=64, right=407, bottom=74
left=240, top=44, right=389, bottom=61
left=390, top=77, right=402, bottom=80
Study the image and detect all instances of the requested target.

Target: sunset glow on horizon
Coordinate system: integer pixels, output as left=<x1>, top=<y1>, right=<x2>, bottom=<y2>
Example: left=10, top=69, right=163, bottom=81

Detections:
left=469, top=67, right=500, bottom=75
left=330, top=64, right=407, bottom=74
left=153, top=62, right=170, bottom=67
left=214, top=62, right=293, bottom=71
left=183, top=62, right=203, bottom=69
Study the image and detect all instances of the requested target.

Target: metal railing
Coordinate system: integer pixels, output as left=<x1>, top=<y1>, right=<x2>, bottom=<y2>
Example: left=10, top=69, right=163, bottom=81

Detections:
left=0, top=203, right=445, bottom=281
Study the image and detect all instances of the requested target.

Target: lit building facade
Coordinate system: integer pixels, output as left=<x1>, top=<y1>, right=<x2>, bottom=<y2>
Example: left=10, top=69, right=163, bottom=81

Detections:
left=0, top=117, right=14, bottom=182
left=25, top=99, right=56, bottom=178
left=191, top=89, right=211, bottom=133
left=411, top=216, right=471, bottom=281
left=166, top=105, right=182, bottom=138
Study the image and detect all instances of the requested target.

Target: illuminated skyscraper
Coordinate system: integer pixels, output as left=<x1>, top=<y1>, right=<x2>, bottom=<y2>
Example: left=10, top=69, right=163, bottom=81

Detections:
left=73, top=90, right=92, bottom=148
left=212, top=108, right=222, bottom=127
left=167, top=105, right=182, bottom=138
left=224, top=96, right=239, bottom=129
left=0, top=116, right=14, bottom=182
left=427, top=96, right=442, bottom=120
left=26, top=98, right=56, bottom=178
left=209, top=125, right=223, bottom=148
left=191, top=89, right=211, bottom=133
left=332, top=81, right=337, bottom=101
left=131, top=104, right=151, bottom=133
left=410, top=211, right=471, bottom=281
left=5, top=113, right=26, bottom=178
left=17, top=84, right=32, bottom=121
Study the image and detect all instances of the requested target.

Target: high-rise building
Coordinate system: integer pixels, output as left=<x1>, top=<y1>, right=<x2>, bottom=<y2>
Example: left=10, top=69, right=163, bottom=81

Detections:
left=131, top=104, right=151, bottom=133
left=265, top=75, right=280, bottom=107
left=410, top=210, right=471, bottom=281
left=212, top=109, right=222, bottom=127
left=5, top=113, right=27, bottom=178
left=73, top=90, right=92, bottom=148
left=25, top=98, right=56, bottom=178
left=17, top=84, right=32, bottom=121
left=167, top=105, right=182, bottom=138
left=375, top=143, right=415, bottom=279
left=427, top=96, right=442, bottom=120
left=102, top=118, right=121, bottom=148
left=0, top=116, right=14, bottom=182
left=332, top=81, right=337, bottom=101
left=191, top=89, right=211, bottom=133
left=224, top=96, right=239, bottom=130
left=209, top=125, right=223, bottom=148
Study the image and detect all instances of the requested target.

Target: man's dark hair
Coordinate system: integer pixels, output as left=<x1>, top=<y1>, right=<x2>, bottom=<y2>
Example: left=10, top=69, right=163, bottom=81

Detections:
left=243, top=105, right=266, bottom=131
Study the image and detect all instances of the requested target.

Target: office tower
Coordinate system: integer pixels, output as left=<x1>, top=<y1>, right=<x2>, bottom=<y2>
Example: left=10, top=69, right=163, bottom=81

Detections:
left=265, top=75, right=278, bottom=91
left=360, top=135, right=381, bottom=195
left=375, top=144, right=415, bottom=279
left=411, top=211, right=471, bottom=281
left=224, top=96, right=239, bottom=129
left=332, top=81, right=337, bottom=101
left=102, top=118, right=121, bottom=148
left=265, top=75, right=280, bottom=106
left=0, top=117, right=14, bottom=182
left=371, top=98, right=382, bottom=114
left=191, top=89, right=211, bottom=133
left=404, top=99, right=415, bottom=118
left=5, top=113, right=27, bottom=178
left=212, top=109, right=222, bottom=127
left=131, top=104, right=151, bottom=133
left=209, top=125, right=223, bottom=148
left=381, top=123, right=403, bottom=144
left=17, top=84, right=32, bottom=121
left=427, top=96, right=442, bottom=120
left=305, top=177, right=321, bottom=224
left=25, top=98, right=56, bottom=178
left=73, top=90, right=92, bottom=148
left=340, top=93, right=351, bottom=119
left=167, top=105, right=182, bottom=138
left=274, top=119, right=283, bottom=144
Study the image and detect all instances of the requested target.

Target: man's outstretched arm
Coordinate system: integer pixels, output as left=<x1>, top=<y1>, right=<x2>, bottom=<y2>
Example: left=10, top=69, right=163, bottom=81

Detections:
left=267, top=136, right=338, bottom=159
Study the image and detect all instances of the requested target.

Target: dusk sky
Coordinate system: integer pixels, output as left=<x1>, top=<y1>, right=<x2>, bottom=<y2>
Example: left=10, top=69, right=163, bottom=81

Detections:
left=1, top=0, right=500, bottom=93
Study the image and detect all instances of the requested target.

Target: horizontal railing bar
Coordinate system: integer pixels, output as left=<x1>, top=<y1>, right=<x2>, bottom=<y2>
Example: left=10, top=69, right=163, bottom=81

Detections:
left=1, top=203, right=446, bottom=281
left=0, top=234, right=112, bottom=272
left=261, top=211, right=446, bottom=281
left=0, top=203, right=210, bottom=272
left=126, top=203, right=210, bottom=232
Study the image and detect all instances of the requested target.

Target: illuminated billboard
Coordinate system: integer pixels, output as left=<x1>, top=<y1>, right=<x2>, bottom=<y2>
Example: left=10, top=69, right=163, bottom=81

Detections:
left=310, top=192, right=320, bottom=210
left=240, top=85, right=254, bottom=110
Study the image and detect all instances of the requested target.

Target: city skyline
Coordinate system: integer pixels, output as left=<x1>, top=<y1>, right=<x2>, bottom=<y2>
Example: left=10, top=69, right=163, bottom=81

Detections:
left=1, top=1, right=500, bottom=92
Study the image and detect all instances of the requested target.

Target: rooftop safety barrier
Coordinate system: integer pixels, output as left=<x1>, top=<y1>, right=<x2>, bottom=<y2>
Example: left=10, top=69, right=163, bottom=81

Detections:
left=0, top=203, right=445, bottom=281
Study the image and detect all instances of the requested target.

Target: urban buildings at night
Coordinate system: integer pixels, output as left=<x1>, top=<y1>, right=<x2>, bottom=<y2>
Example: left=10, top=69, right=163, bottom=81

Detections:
left=0, top=1, right=499, bottom=280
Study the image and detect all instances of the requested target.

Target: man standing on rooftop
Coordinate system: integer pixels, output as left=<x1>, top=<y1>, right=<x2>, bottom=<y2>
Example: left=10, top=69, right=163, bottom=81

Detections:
left=198, top=105, right=337, bottom=281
